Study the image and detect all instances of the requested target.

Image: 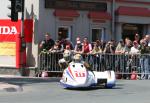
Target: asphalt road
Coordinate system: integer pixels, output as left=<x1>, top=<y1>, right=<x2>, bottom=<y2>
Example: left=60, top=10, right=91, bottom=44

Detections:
left=0, top=78, right=150, bottom=103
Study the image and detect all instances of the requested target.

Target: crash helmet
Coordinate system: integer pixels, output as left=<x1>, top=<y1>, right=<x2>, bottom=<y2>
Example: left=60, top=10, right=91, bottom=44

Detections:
left=63, top=50, right=71, bottom=61
left=73, top=54, right=82, bottom=62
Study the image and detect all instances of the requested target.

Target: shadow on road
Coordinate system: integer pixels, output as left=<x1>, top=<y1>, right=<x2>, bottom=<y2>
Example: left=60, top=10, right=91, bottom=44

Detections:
left=65, top=84, right=123, bottom=91
left=0, top=77, right=60, bottom=87
left=0, top=77, right=124, bottom=92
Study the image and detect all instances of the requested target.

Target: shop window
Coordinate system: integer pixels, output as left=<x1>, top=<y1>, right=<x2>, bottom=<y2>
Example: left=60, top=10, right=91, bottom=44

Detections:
left=58, top=26, right=72, bottom=40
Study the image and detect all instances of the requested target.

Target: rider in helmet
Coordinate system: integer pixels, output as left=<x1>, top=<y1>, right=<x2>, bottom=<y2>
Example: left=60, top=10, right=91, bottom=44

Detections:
left=72, top=54, right=91, bottom=70
left=73, top=54, right=83, bottom=63
left=58, top=49, right=72, bottom=69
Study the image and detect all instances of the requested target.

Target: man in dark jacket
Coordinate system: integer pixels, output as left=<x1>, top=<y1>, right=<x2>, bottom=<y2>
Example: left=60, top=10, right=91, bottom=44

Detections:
left=39, top=33, right=55, bottom=51
left=39, top=33, right=55, bottom=68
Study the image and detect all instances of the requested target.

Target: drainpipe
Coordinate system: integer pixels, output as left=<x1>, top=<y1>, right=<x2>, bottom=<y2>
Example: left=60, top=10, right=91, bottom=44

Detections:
left=111, top=0, right=115, bottom=40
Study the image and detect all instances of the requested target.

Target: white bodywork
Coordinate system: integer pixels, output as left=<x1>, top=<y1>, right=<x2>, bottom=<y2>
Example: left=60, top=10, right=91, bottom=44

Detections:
left=60, top=62, right=116, bottom=88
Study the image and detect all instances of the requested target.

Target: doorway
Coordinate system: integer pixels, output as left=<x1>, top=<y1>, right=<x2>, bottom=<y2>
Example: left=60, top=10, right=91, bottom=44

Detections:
left=122, top=23, right=143, bottom=41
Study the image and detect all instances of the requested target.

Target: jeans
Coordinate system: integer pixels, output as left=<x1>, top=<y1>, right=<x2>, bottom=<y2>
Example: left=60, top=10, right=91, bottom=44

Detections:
left=140, top=57, right=150, bottom=79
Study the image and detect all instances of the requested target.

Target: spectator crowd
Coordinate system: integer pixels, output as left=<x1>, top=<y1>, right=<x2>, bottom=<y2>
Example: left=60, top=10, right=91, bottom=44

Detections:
left=39, top=33, right=150, bottom=79
left=39, top=33, right=150, bottom=55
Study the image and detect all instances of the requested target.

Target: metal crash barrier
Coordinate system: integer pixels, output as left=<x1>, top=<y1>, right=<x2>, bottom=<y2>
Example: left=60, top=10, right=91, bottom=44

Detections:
left=38, top=52, right=150, bottom=79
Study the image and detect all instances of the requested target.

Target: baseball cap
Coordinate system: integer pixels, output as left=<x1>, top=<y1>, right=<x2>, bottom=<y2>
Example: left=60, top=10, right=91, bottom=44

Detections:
left=77, top=40, right=81, bottom=44
left=66, top=45, right=70, bottom=49
left=133, top=41, right=138, bottom=45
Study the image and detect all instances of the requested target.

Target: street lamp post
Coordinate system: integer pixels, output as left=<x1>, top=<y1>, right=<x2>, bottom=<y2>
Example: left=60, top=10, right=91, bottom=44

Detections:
left=7, top=0, right=26, bottom=69
left=20, top=0, right=26, bottom=68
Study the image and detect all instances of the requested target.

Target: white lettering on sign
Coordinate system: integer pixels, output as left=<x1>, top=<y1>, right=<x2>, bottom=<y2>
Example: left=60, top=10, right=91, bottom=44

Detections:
left=0, top=26, right=18, bottom=34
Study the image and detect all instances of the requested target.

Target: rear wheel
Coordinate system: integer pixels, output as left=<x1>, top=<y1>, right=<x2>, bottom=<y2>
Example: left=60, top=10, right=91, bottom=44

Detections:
left=105, top=83, right=115, bottom=88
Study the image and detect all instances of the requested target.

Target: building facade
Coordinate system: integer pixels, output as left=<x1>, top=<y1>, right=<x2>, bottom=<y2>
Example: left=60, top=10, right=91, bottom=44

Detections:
left=0, top=0, right=150, bottom=69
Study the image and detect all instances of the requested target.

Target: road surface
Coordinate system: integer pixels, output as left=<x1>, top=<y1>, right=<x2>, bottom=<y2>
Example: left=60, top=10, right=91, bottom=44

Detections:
left=0, top=78, right=149, bottom=103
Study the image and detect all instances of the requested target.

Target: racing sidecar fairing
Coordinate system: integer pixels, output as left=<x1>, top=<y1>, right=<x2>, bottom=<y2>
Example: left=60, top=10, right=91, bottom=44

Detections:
left=60, top=62, right=116, bottom=88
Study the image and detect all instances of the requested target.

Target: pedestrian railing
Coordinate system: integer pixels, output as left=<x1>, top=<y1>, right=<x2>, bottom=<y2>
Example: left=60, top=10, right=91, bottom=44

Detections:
left=38, top=51, right=150, bottom=79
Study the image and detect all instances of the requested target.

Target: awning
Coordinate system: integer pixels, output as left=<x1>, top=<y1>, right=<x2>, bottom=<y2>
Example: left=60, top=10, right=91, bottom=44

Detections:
left=116, top=6, right=150, bottom=17
left=88, top=11, right=111, bottom=20
left=54, top=9, right=79, bottom=18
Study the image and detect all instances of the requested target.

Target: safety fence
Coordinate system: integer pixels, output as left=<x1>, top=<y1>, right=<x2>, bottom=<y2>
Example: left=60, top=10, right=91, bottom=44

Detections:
left=38, top=52, right=150, bottom=79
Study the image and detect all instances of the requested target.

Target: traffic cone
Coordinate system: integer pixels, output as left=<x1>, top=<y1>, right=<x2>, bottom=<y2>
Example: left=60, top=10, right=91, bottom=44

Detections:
left=130, top=71, right=137, bottom=80
left=115, top=71, right=122, bottom=79
left=41, top=71, right=48, bottom=77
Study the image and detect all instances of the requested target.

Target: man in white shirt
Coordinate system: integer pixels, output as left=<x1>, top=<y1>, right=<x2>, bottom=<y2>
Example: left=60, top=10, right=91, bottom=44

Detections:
left=130, top=41, right=140, bottom=54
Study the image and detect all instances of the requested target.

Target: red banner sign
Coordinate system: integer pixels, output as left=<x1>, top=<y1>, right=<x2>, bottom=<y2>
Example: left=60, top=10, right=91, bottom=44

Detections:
left=0, top=20, right=21, bottom=42
left=0, top=19, right=33, bottom=42
left=24, top=19, right=33, bottom=43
